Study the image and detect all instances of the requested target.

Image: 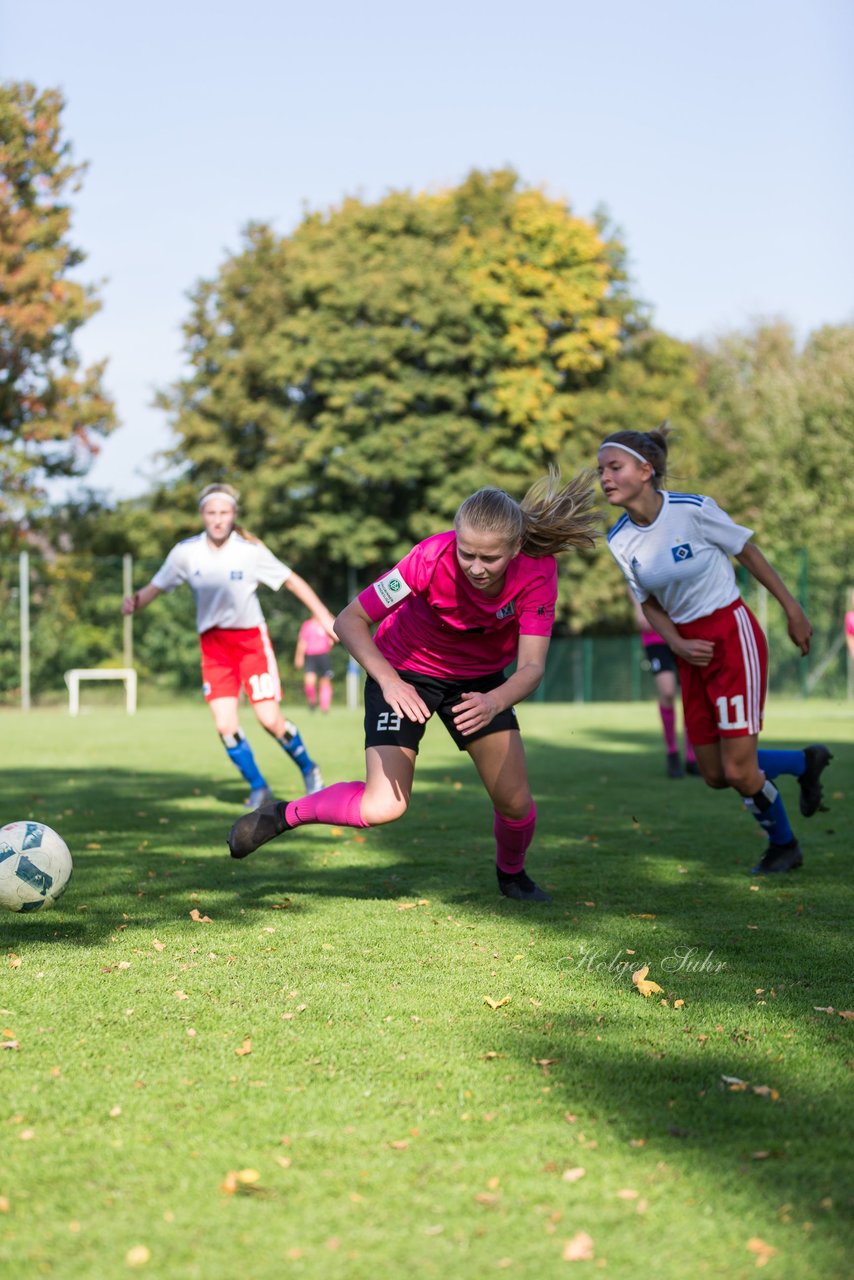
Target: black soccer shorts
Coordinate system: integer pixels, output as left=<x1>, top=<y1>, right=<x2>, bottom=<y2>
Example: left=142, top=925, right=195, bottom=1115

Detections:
left=363, top=668, right=519, bottom=753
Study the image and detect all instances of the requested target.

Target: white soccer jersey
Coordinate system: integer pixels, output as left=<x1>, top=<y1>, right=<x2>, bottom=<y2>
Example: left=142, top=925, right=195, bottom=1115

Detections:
left=606, top=492, right=753, bottom=624
left=151, top=532, right=292, bottom=633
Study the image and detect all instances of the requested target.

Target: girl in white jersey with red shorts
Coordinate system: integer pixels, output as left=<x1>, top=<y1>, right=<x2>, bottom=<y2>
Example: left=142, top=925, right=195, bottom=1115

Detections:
left=122, top=484, right=336, bottom=806
left=598, top=427, right=831, bottom=875
left=228, top=470, right=599, bottom=901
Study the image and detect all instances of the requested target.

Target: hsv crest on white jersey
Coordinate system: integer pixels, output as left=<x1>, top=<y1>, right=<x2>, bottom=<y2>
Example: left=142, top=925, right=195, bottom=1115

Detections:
left=606, top=492, right=753, bottom=623
left=151, top=532, right=291, bottom=632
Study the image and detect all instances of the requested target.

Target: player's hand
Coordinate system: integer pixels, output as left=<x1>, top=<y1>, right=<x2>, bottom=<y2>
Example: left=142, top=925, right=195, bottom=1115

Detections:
left=452, top=691, right=499, bottom=736
left=787, top=606, right=812, bottom=655
left=672, top=637, right=714, bottom=667
left=380, top=675, right=430, bottom=724
left=121, top=594, right=137, bottom=616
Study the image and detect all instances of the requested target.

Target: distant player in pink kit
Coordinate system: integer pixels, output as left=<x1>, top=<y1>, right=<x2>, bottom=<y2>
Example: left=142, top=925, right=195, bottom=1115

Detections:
left=629, top=593, right=698, bottom=778
left=599, top=427, right=832, bottom=875
left=228, top=471, right=599, bottom=901
left=123, top=484, right=336, bottom=807
left=295, top=617, right=335, bottom=713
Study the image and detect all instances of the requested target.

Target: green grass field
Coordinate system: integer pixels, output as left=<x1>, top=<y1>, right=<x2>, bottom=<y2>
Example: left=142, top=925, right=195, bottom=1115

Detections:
left=0, top=699, right=851, bottom=1279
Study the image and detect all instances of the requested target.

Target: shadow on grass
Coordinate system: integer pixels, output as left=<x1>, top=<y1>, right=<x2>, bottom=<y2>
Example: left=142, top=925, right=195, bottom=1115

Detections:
left=0, top=726, right=851, bottom=1255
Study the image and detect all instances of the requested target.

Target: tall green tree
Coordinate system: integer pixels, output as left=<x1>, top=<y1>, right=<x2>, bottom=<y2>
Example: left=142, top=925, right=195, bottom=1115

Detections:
left=0, top=81, right=116, bottom=537
left=694, top=320, right=854, bottom=660
left=157, top=172, right=649, bottom=609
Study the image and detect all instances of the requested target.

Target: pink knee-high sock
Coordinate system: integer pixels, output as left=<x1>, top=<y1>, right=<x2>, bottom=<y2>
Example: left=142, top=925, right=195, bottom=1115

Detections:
left=285, top=781, right=370, bottom=829
left=319, top=682, right=332, bottom=712
left=684, top=734, right=696, bottom=765
left=659, top=704, right=678, bottom=754
left=304, top=679, right=317, bottom=707
left=494, top=802, right=536, bottom=875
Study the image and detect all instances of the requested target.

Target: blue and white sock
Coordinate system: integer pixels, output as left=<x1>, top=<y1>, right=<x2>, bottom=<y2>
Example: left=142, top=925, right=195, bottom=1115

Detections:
left=222, top=730, right=267, bottom=790
left=757, top=749, right=806, bottom=780
left=277, top=720, right=316, bottom=776
left=743, top=779, right=795, bottom=847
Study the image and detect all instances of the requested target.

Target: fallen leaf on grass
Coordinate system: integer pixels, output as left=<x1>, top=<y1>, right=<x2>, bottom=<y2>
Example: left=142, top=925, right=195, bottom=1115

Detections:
left=746, top=1237, right=778, bottom=1267
left=1, top=1040, right=19, bottom=1051
left=125, top=1244, right=151, bottom=1267
left=562, top=1231, right=594, bottom=1261
left=8, top=954, right=21, bottom=969
left=484, top=995, right=511, bottom=1010
left=562, top=1167, right=586, bottom=1183
left=189, top=909, right=212, bottom=923
left=617, top=1188, right=638, bottom=1199
left=221, top=1168, right=262, bottom=1195
left=632, top=965, right=664, bottom=998
left=838, top=1011, right=854, bottom=1021
left=174, top=991, right=188, bottom=1001
left=0, top=1197, right=9, bottom=1212
left=813, top=1006, right=834, bottom=1014
left=152, top=940, right=166, bottom=952
left=234, top=1038, right=252, bottom=1056
left=388, top=1140, right=409, bottom=1150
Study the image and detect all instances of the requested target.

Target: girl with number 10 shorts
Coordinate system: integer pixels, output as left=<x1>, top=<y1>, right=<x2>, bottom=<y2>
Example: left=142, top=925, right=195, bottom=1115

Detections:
left=228, top=470, right=599, bottom=902
left=598, top=426, right=831, bottom=875
left=122, top=484, right=336, bottom=807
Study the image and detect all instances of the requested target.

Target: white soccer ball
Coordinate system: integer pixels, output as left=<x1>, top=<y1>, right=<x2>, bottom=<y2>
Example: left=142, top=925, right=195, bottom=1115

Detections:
left=0, top=821, right=73, bottom=912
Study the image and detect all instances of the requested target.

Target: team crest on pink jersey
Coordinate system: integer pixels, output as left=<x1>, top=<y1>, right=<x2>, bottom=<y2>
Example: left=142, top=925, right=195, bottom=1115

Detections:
left=373, top=570, right=412, bottom=609
left=495, top=601, right=516, bottom=619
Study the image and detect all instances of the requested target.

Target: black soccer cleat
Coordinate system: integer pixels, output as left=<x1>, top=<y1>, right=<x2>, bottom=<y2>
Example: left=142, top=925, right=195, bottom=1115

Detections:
left=750, top=839, right=803, bottom=875
left=666, top=752, right=684, bottom=779
left=798, top=744, right=833, bottom=818
left=228, top=800, right=291, bottom=859
left=497, top=869, right=551, bottom=902
left=684, top=760, right=701, bottom=777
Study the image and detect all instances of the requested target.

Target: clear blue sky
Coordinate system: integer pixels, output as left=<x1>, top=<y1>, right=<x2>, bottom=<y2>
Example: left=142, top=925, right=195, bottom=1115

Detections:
left=4, top=0, right=853, bottom=500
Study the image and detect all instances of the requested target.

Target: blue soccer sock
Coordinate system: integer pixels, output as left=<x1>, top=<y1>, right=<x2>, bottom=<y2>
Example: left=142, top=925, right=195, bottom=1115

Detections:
left=757, top=749, right=806, bottom=780
left=222, top=730, right=267, bottom=789
left=743, top=779, right=795, bottom=847
left=277, top=720, right=316, bottom=776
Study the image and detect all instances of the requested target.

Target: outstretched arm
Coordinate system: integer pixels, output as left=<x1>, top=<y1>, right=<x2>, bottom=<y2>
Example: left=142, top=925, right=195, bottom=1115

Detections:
left=283, top=573, right=337, bottom=641
left=736, top=542, right=812, bottom=654
left=122, top=584, right=163, bottom=615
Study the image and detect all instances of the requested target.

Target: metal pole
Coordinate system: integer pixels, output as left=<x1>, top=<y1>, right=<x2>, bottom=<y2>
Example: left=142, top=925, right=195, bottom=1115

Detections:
left=123, top=553, right=134, bottom=669
left=19, top=550, right=30, bottom=712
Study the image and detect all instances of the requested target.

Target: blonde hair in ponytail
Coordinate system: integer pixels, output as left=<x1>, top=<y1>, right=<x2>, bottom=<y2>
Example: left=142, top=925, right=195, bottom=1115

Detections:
left=455, top=467, right=600, bottom=558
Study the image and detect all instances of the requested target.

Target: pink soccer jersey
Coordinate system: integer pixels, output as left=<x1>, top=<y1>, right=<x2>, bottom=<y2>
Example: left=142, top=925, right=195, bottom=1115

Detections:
left=357, top=531, right=558, bottom=678
left=298, top=618, right=333, bottom=656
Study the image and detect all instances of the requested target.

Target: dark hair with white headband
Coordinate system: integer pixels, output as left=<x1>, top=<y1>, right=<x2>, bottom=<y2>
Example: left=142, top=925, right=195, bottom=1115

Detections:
left=597, top=423, right=671, bottom=489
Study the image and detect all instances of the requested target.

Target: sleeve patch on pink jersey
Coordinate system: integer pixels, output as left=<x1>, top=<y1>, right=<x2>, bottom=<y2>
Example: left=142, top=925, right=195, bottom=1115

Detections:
left=372, top=570, right=412, bottom=610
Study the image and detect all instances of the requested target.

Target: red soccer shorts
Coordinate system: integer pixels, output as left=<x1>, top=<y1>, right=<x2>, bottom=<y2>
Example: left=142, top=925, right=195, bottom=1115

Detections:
left=674, top=599, right=767, bottom=745
left=199, top=625, right=282, bottom=704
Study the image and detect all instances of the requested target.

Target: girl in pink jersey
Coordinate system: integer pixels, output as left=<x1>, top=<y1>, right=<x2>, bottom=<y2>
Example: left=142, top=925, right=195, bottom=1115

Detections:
left=122, top=484, right=336, bottom=807
left=295, top=617, right=335, bottom=712
left=629, top=592, right=698, bottom=778
left=228, top=470, right=599, bottom=901
left=599, top=427, right=831, bottom=875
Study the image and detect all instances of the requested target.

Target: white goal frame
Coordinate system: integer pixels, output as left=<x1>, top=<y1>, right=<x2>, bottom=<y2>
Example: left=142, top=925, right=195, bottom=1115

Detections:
left=64, top=668, right=137, bottom=716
